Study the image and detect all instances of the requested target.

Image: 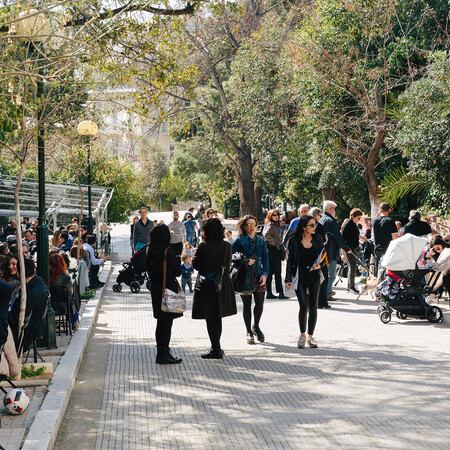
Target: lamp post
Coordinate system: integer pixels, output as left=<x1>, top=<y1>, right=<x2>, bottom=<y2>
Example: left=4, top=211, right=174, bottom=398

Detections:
left=17, top=9, right=56, bottom=349
left=77, top=120, right=99, bottom=235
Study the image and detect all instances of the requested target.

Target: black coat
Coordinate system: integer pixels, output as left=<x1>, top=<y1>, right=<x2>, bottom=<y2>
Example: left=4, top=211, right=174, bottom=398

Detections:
left=146, top=247, right=183, bottom=320
left=192, top=241, right=237, bottom=320
left=319, top=212, right=350, bottom=261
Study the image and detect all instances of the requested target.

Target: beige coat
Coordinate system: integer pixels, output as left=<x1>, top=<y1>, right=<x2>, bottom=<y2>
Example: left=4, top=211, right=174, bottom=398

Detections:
left=0, top=326, right=20, bottom=378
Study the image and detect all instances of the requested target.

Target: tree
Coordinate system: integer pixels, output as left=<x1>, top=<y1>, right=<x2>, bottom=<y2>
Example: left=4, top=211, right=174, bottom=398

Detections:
left=382, top=53, right=450, bottom=216
left=285, top=0, right=449, bottom=215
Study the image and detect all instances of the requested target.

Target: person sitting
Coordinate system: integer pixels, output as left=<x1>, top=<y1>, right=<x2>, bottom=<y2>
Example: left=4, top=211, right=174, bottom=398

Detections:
left=59, top=231, right=73, bottom=251
left=403, top=210, right=438, bottom=237
left=23, top=229, right=37, bottom=257
left=0, top=242, right=10, bottom=268
left=0, top=281, right=20, bottom=379
left=83, top=235, right=110, bottom=289
left=8, top=258, right=49, bottom=353
left=0, top=254, right=20, bottom=295
left=49, top=253, right=79, bottom=330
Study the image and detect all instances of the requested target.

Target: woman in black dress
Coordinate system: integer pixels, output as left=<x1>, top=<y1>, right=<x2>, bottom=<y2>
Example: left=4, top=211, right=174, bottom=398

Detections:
left=146, top=225, right=183, bottom=365
left=192, top=218, right=236, bottom=359
left=285, top=215, right=324, bottom=349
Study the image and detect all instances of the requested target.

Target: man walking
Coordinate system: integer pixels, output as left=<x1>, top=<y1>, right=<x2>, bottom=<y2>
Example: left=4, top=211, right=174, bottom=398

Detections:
left=372, top=202, right=398, bottom=276
left=133, top=207, right=153, bottom=253
left=319, top=201, right=351, bottom=301
left=287, top=204, right=310, bottom=233
left=168, top=211, right=186, bottom=259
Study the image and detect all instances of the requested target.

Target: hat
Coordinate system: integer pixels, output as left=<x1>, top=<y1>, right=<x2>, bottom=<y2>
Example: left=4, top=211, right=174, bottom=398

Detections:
left=409, top=210, right=421, bottom=221
left=6, top=235, right=17, bottom=243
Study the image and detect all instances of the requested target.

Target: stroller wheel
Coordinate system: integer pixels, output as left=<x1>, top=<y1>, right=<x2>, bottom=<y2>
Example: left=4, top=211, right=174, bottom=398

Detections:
left=146, top=280, right=152, bottom=291
left=425, top=306, right=443, bottom=323
left=379, top=310, right=391, bottom=324
left=113, top=284, right=122, bottom=292
left=130, top=281, right=141, bottom=293
left=396, top=311, right=407, bottom=320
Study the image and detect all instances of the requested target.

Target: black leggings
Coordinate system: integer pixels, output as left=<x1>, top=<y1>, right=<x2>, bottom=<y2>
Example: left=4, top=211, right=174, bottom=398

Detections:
left=241, top=291, right=265, bottom=333
left=155, top=319, right=173, bottom=350
left=267, top=246, right=283, bottom=294
left=296, top=279, right=320, bottom=335
left=206, top=318, right=222, bottom=350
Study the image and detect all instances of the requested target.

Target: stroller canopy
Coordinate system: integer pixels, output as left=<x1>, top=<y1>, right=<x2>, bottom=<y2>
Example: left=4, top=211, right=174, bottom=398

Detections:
left=380, top=234, right=427, bottom=271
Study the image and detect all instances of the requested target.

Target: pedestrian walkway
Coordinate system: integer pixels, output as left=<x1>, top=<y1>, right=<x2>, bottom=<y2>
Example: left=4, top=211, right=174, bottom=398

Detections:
left=56, top=224, right=450, bottom=449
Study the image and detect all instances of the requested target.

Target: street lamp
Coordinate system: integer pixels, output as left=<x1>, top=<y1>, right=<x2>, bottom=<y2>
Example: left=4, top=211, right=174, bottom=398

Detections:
left=77, top=120, right=99, bottom=235
left=17, top=9, right=57, bottom=349
left=17, top=9, right=49, bottom=285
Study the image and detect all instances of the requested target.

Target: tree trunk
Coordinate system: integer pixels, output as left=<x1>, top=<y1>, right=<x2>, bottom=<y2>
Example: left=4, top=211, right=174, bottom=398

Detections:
left=235, top=145, right=256, bottom=216
left=322, top=187, right=336, bottom=202
left=254, top=185, right=263, bottom=221
left=14, top=160, right=27, bottom=361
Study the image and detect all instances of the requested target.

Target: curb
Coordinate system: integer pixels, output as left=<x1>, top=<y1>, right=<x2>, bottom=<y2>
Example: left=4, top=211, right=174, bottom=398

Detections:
left=21, top=262, right=113, bottom=450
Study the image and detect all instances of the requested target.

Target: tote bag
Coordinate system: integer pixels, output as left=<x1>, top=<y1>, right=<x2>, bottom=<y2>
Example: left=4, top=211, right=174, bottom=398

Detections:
left=161, top=249, right=186, bottom=313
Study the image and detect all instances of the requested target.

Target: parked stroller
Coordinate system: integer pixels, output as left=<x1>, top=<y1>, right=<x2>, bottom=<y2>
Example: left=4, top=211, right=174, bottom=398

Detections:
left=113, top=245, right=151, bottom=293
left=376, top=234, right=450, bottom=324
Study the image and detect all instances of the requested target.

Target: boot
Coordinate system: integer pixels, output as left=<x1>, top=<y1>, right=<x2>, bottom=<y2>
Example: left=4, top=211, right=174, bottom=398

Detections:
left=201, top=348, right=224, bottom=359
left=278, top=292, right=289, bottom=299
left=156, top=348, right=182, bottom=365
left=266, top=290, right=276, bottom=299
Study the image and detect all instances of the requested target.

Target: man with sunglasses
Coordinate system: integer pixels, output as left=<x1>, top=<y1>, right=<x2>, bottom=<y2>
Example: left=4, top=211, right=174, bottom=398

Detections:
left=319, top=201, right=351, bottom=301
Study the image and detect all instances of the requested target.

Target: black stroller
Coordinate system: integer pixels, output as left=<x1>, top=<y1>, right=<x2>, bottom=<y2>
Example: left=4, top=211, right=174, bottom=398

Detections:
left=375, top=235, right=450, bottom=324
left=113, top=245, right=151, bottom=293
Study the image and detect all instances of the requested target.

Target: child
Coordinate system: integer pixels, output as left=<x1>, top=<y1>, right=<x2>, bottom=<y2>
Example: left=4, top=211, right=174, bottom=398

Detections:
left=181, top=255, right=194, bottom=293
left=181, top=242, right=195, bottom=258
left=225, top=230, right=234, bottom=244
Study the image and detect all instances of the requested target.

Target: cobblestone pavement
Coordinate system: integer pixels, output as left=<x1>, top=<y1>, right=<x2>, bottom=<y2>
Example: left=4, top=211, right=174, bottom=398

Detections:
left=65, top=224, right=450, bottom=449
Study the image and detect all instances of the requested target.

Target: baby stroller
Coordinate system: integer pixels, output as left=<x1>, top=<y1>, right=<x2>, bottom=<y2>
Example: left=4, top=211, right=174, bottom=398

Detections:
left=376, top=234, right=450, bottom=324
left=113, top=245, right=151, bottom=293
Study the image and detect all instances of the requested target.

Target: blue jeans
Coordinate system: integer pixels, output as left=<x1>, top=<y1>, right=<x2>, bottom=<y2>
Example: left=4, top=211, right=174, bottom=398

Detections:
left=327, top=259, right=337, bottom=298
left=186, top=234, right=195, bottom=245
left=182, top=277, right=193, bottom=293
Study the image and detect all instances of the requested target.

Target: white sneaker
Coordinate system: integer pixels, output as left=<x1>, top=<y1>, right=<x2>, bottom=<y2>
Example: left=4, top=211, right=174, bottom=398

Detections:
left=307, top=336, right=318, bottom=348
left=297, top=335, right=306, bottom=348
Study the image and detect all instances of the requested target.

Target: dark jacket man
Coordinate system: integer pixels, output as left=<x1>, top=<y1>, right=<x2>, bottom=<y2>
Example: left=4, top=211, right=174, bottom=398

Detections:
left=320, top=212, right=351, bottom=261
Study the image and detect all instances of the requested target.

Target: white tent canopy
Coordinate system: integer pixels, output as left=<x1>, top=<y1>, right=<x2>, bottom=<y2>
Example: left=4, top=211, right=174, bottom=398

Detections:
left=380, top=234, right=428, bottom=271
left=0, top=175, right=114, bottom=229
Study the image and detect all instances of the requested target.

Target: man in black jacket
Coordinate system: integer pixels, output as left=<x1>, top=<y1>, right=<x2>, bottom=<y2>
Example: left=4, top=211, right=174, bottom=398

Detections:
left=8, top=258, right=48, bottom=352
left=319, top=201, right=351, bottom=301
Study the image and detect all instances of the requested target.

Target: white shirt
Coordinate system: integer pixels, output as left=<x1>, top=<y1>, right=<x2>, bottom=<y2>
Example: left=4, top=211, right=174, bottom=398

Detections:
left=83, top=243, right=104, bottom=265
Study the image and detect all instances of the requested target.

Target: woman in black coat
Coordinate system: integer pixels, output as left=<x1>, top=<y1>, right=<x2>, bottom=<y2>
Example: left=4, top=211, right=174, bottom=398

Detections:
left=192, top=218, right=236, bottom=359
left=146, top=225, right=183, bottom=365
left=342, top=208, right=364, bottom=294
left=285, top=215, right=325, bottom=349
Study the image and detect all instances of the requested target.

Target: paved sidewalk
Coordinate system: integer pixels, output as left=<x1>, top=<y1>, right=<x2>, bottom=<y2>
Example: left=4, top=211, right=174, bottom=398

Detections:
left=56, top=224, right=450, bottom=449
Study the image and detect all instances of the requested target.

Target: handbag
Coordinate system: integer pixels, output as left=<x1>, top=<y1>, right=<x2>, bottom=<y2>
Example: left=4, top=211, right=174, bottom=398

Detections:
left=161, top=248, right=186, bottom=313
left=231, top=262, right=255, bottom=295
left=279, top=243, right=286, bottom=261
left=194, top=243, right=228, bottom=294
left=284, top=271, right=298, bottom=298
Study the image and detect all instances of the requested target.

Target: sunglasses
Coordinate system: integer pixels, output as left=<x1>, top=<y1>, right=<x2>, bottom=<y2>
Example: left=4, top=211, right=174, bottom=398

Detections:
left=272, top=214, right=279, bottom=217
left=307, top=223, right=317, bottom=228
left=246, top=223, right=257, bottom=228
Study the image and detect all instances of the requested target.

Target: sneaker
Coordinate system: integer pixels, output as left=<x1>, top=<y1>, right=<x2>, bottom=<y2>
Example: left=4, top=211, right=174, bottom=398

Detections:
left=318, top=304, right=331, bottom=309
left=307, top=336, right=318, bottom=348
left=297, top=334, right=306, bottom=348
left=246, top=333, right=255, bottom=345
left=327, top=296, right=337, bottom=301
left=347, top=287, right=359, bottom=295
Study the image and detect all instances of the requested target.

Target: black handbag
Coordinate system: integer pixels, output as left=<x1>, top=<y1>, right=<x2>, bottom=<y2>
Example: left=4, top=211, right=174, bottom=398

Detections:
left=231, top=262, right=255, bottom=295
left=194, top=243, right=228, bottom=294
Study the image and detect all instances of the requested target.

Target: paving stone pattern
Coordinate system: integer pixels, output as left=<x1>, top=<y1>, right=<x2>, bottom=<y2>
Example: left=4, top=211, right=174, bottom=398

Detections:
left=93, top=226, right=450, bottom=449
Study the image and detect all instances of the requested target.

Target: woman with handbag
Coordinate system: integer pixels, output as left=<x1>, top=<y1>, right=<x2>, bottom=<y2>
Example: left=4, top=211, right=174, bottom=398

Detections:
left=342, top=208, right=365, bottom=295
left=146, top=224, right=183, bottom=365
left=192, top=218, right=237, bottom=359
left=285, top=215, right=325, bottom=349
left=263, top=209, right=288, bottom=299
left=232, top=215, right=269, bottom=345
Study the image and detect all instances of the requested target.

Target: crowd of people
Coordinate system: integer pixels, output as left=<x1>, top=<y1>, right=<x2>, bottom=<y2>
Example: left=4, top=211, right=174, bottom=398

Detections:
left=134, top=201, right=450, bottom=365
left=0, top=214, right=113, bottom=371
